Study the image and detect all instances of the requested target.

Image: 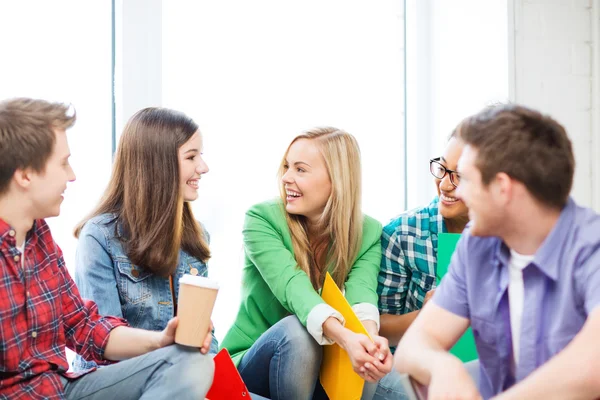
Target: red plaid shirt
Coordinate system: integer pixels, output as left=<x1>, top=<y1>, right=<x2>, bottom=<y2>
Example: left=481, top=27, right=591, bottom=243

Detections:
left=0, top=218, right=128, bottom=399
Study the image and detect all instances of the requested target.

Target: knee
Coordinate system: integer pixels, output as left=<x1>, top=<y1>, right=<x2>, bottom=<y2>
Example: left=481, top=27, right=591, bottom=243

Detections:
left=171, top=347, right=215, bottom=395
left=278, top=316, right=322, bottom=365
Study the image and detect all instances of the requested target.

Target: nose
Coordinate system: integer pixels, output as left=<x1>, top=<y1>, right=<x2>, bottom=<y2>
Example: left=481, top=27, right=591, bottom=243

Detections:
left=196, top=157, right=209, bottom=175
left=68, top=164, right=76, bottom=182
left=439, top=173, right=454, bottom=191
left=282, top=169, right=293, bottom=184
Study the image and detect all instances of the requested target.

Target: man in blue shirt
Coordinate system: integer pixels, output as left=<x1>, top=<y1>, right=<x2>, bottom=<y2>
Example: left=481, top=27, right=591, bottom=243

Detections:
left=394, top=104, right=600, bottom=399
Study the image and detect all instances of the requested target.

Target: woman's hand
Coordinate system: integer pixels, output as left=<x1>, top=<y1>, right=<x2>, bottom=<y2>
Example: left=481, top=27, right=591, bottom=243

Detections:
left=361, top=335, right=393, bottom=381
left=200, top=320, right=214, bottom=354
left=341, top=331, right=381, bottom=383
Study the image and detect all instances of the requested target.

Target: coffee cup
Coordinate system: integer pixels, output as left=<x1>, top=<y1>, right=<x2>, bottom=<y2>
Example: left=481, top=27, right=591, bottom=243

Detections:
left=175, top=274, right=219, bottom=347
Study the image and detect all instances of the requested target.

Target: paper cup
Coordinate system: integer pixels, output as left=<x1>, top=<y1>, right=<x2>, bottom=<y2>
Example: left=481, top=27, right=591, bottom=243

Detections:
left=175, top=274, right=219, bottom=347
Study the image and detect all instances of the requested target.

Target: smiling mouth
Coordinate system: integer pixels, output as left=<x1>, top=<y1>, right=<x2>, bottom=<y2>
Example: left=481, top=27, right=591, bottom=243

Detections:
left=440, top=193, right=459, bottom=204
left=286, top=189, right=302, bottom=201
left=187, top=179, right=199, bottom=189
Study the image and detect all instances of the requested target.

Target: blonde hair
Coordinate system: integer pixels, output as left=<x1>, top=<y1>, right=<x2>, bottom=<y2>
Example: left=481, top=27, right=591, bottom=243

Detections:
left=277, top=127, right=363, bottom=289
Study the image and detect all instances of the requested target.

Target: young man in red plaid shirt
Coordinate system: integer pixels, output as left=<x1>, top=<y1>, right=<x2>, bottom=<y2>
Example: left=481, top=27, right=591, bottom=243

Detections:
left=0, top=98, right=215, bottom=399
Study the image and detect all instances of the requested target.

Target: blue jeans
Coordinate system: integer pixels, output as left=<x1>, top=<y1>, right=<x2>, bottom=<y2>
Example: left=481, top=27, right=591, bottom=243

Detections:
left=238, top=316, right=322, bottom=400
left=60, top=344, right=213, bottom=399
left=238, top=315, right=377, bottom=400
left=370, top=359, right=481, bottom=400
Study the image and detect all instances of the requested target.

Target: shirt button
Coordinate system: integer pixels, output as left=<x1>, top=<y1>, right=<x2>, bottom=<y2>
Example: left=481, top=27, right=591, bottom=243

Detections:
left=31, top=331, right=37, bottom=338
left=190, top=268, right=199, bottom=276
left=8, top=230, right=15, bottom=237
left=131, top=269, right=140, bottom=278
left=27, top=291, right=31, bottom=297
left=14, top=255, right=20, bottom=262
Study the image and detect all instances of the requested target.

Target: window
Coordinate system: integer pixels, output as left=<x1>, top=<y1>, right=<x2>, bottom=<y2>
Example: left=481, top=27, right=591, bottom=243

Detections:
left=162, top=0, right=406, bottom=341
left=0, top=0, right=113, bottom=276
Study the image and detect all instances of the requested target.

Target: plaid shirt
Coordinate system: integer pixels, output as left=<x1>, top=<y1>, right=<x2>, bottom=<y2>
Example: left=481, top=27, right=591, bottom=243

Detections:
left=377, top=197, right=446, bottom=315
left=0, top=218, right=128, bottom=400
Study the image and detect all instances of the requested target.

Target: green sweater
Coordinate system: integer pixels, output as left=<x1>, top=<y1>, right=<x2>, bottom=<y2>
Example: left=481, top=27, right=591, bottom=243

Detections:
left=221, top=199, right=383, bottom=366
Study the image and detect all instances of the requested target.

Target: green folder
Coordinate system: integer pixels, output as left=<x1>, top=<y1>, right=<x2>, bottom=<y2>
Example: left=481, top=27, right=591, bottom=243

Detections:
left=437, top=233, right=478, bottom=362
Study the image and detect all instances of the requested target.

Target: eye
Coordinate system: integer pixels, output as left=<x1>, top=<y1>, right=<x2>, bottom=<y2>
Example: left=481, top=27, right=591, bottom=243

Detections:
left=187, top=155, right=196, bottom=161
left=297, top=167, right=305, bottom=173
left=283, top=164, right=289, bottom=170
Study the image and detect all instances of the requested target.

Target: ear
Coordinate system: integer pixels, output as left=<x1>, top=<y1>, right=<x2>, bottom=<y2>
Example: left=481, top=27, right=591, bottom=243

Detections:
left=12, top=167, right=34, bottom=190
left=492, top=172, right=512, bottom=206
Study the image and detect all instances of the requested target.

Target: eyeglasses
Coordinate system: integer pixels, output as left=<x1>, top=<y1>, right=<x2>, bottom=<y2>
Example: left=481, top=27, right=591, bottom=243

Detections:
left=429, top=158, right=460, bottom=187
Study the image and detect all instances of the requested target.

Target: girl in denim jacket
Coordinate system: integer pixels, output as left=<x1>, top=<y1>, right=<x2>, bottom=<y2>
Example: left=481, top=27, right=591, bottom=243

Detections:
left=72, top=107, right=217, bottom=371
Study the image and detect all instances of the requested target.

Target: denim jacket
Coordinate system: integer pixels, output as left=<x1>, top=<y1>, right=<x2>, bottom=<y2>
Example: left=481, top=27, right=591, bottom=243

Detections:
left=72, top=213, right=218, bottom=371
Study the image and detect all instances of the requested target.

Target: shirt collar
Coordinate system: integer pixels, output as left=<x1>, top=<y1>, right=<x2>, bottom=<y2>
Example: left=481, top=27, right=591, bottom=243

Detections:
left=493, top=197, right=575, bottom=281
left=0, top=218, right=15, bottom=247
left=429, top=196, right=448, bottom=234
left=0, top=218, right=40, bottom=248
left=531, top=197, right=576, bottom=281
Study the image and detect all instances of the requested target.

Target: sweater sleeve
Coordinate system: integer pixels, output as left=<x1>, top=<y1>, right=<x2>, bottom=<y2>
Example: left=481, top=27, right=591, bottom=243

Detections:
left=243, top=204, right=326, bottom=327
left=344, top=217, right=383, bottom=308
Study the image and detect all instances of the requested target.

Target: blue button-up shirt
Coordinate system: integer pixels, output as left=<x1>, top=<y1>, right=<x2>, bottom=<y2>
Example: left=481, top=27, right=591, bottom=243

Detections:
left=435, top=198, right=600, bottom=399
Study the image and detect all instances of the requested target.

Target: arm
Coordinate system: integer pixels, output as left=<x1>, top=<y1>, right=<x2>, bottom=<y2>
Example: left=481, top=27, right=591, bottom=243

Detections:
left=380, top=291, right=435, bottom=344
left=493, top=309, right=600, bottom=400
left=243, top=206, right=334, bottom=330
left=74, top=222, right=123, bottom=318
left=394, top=302, right=470, bottom=385
left=394, top=234, right=481, bottom=399
left=380, top=312, right=418, bottom=344
left=376, top=226, right=414, bottom=343
left=338, top=218, right=394, bottom=380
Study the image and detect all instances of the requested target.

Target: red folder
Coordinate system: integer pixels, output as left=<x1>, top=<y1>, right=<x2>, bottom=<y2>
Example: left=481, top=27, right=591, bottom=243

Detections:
left=206, top=348, right=251, bottom=400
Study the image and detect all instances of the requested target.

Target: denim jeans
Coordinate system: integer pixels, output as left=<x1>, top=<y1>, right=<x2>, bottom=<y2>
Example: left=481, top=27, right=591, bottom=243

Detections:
left=238, top=315, right=378, bottom=400
left=238, top=316, right=322, bottom=400
left=60, top=344, right=214, bottom=400
left=370, top=359, right=481, bottom=400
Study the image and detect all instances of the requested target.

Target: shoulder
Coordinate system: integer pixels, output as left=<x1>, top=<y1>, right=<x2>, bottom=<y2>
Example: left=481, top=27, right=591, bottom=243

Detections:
left=35, top=219, right=58, bottom=252
left=382, top=198, right=440, bottom=240
left=81, top=213, right=117, bottom=235
left=454, top=225, right=500, bottom=268
left=362, top=214, right=383, bottom=243
left=78, top=214, right=117, bottom=245
left=195, top=219, right=210, bottom=242
left=567, top=202, right=600, bottom=261
left=245, top=198, right=287, bottom=227
left=247, top=198, right=284, bottom=217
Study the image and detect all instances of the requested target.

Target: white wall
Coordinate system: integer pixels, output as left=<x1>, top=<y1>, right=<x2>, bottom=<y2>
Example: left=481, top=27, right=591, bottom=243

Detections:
left=511, top=0, right=598, bottom=210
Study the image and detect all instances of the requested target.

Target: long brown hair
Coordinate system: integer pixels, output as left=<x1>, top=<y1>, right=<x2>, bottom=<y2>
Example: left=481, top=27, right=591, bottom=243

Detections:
left=277, top=127, right=363, bottom=290
left=75, top=107, right=210, bottom=277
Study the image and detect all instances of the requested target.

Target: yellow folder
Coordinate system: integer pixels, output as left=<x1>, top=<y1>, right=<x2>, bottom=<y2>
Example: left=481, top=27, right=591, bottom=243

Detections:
left=319, top=272, right=372, bottom=400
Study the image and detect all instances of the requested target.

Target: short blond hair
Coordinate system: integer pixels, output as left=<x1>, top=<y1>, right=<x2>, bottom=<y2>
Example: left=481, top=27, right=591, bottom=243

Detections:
left=0, top=97, right=76, bottom=194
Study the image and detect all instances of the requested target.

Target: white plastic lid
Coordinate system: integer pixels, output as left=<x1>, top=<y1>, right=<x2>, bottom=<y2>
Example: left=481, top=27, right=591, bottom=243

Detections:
left=179, top=274, right=220, bottom=289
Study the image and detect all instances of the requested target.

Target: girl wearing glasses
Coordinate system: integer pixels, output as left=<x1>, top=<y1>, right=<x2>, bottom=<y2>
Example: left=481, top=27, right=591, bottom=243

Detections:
left=373, top=130, right=471, bottom=399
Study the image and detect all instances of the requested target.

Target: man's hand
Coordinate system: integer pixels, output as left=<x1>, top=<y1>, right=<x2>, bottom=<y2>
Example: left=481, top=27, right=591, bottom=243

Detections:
left=157, top=317, right=214, bottom=354
left=428, top=355, right=482, bottom=400
left=156, top=317, right=178, bottom=349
